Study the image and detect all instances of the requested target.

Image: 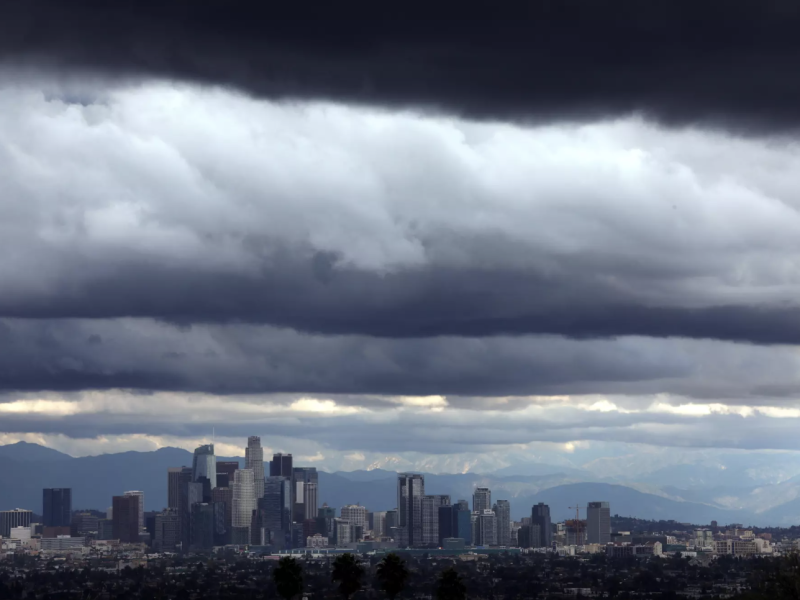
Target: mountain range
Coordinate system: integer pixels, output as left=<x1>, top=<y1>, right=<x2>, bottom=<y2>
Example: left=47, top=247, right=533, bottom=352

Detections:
left=0, top=442, right=798, bottom=526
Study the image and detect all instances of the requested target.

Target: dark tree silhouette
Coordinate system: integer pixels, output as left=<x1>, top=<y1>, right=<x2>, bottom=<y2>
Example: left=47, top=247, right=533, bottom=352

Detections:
left=332, top=553, right=365, bottom=600
left=436, top=567, right=466, bottom=600
left=376, top=553, right=410, bottom=600
left=273, top=556, right=304, bottom=600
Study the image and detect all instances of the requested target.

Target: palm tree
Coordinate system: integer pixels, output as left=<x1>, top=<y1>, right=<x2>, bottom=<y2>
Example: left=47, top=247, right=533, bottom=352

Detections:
left=376, top=553, right=410, bottom=600
left=273, top=556, right=304, bottom=600
left=436, top=567, right=466, bottom=600
left=332, top=553, right=365, bottom=600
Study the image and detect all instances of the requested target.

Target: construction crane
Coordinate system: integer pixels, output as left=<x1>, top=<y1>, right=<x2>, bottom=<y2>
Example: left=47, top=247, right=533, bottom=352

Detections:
left=568, top=504, right=585, bottom=545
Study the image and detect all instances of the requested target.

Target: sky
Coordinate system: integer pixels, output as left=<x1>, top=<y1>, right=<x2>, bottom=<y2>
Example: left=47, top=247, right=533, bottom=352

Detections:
left=3, top=1, right=800, bottom=473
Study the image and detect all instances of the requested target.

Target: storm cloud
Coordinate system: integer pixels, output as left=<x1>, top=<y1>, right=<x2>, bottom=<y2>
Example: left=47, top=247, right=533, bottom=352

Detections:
left=3, top=1, right=800, bottom=132
left=4, top=80, right=800, bottom=344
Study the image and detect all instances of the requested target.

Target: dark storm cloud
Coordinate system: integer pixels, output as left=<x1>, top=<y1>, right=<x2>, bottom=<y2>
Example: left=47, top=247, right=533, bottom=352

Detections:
left=0, top=317, right=798, bottom=402
left=2, top=0, right=800, bottom=131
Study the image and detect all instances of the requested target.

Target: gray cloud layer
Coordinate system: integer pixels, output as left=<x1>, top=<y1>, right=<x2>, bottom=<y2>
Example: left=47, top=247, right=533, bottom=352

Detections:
left=3, top=1, right=800, bottom=132
left=3, top=80, right=800, bottom=345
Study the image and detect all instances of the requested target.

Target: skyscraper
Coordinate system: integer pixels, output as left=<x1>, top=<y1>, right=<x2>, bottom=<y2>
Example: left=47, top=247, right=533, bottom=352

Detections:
left=473, top=487, right=491, bottom=513
left=123, top=491, right=144, bottom=531
left=531, top=503, right=552, bottom=548
left=192, top=444, right=217, bottom=490
left=216, top=461, right=239, bottom=487
left=341, top=504, right=368, bottom=532
left=397, top=473, right=424, bottom=547
left=304, top=482, right=318, bottom=521
left=245, top=437, right=265, bottom=499
left=112, top=495, right=140, bottom=543
left=586, top=501, right=611, bottom=544
left=168, top=468, right=183, bottom=509
left=232, top=468, right=256, bottom=537
left=211, top=486, right=233, bottom=532
left=0, top=509, right=32, bottom=538
left=260, top=476, right=292, bottom=549
left=176, top=466, right=196, bottom=550
left=43, top=488, right=72, bottom=527
left=270, top=453, right=293, bottom=477
left=474, top=509, right=497, bottom=546
left=421, top=495, right=450, bottom=546
left=190, top=503, right=215, bottom=551
left=291, top=467, right=319, bottom=523
left=493, top=500, right=511, bottom=546
left=154, top=508, right=180, bottom=551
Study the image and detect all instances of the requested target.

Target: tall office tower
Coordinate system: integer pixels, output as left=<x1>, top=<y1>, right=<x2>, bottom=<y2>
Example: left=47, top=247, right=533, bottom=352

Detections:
left=474, top=509, right=497, bottom=546
left=316, top=503, right=337, bottom=539
left=421, top=495, right=451, bottom=547
left=154, top=508, right=180, bottom=551
left=190, top=503, right=215, bottom=551
left=0, top=509, right=32, bottom=538
left=168, top=468, right=184, bottom=509
left=71, top=512, right=99, bottom=536
left=397, top=473, right=425, bottom=547
left=517, top=524, right=532, bottom=548
left=456, top=499, right=469, bottom=512
left=304, top=483, right=319, bottom=520
left=192, top=444, right=217, bottom=490
left=232, top=469, right=256, bottom=539
left=245, top=437, right=265, bottom=499
left=372, top=511, right=387, bottom=538
left=291, top=467, right=319, bottom=523
left=123, top=491, right=145, bottom=531
left=216, top=461, right=239, bottom=484
left=341, top=504, right=369, bottom=532
left=211, top=487, right=233, bottom=531
left=176, top=466, right=195, bottom=550
left=260, top=476, right=292, bottom=548
left=97, top=519, right=114, bottom=541
left=493, top=500, right=511, bottom=546
left=586, top=501, right=611, bottom=544
left=112, top=495, right=140, bottom=543
left=270, top=453, right=293, bottom=477
left=43, top=488, right=72, bottom=527
left=531, top=503, right=552, bottom=548
left=385, top=509, right=399, bottom=532
left=473, top=487, right=491, bottom=513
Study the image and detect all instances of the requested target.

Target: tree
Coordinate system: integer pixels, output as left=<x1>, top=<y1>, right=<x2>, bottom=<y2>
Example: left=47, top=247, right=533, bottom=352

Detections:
left=436, top=567, right=466, bottom=600
left=332, top=553, right=365, bottom=600
left=376, top=553, right=410, bottom=600
left=273, top=556, right=304, bottom=600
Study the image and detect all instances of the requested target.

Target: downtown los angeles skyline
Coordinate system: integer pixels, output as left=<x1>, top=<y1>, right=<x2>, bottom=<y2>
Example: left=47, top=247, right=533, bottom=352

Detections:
left=7, top=1, right=800, bottom=478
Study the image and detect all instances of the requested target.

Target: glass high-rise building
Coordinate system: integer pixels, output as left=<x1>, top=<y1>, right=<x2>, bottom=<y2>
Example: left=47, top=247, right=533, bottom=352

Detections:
left=167, top=468, right=183, bottom=509
left=245, top=437, right=265, bottom=499
left=112, top=495, right=140, bottom=543
left=270, top=453, right=293, bottom=477
left=232, top=468, right=256, bottom=537
left=260, top=476, right=292, bottom=549
left=397, top=473, right=425, bottom=547
left=493, top=500, right=511, bottom=546
left=473, top=487, right=491, bottom=513
left=586, top=501, right=611, bottom=544
left=531, top=502, right=552, bottom=548
left=421, top=495, right=450, bottom=546
left=123, top=491, right=144, bottom=532
left=43, top=488, right=72, bottom=527
left=291, top=467, right=318, bottom=523
left=192, top=444, right=217, bottom=490
left=0, top=509, right=32, bottom=538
